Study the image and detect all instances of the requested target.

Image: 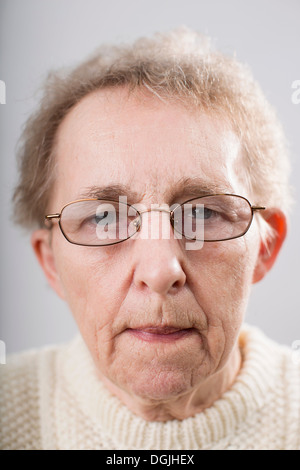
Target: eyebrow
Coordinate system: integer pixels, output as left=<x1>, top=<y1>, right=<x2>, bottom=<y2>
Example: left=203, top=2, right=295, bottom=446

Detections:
left=78, top=177, right=233, bottom=204
left=169, top=177, right=233, bottom=201
left=79, top=184, right=140, bottom=204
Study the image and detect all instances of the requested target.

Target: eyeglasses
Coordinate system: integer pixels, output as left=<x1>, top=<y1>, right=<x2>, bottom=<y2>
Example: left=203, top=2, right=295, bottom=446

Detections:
left=45, top=194, right=265, bottom=247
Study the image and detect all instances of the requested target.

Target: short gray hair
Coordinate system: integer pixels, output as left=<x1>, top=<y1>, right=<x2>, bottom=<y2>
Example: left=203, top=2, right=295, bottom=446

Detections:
left=13, top=27, right=292, bottom=231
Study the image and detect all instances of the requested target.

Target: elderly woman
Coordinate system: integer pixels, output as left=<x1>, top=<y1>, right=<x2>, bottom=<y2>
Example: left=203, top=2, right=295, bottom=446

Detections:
left=1, top=28, right=299, bottom=450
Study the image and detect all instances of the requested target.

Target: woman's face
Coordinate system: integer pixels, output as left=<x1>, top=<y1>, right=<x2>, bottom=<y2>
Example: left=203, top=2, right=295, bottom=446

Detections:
left=38, top=88, right=263, bottom=406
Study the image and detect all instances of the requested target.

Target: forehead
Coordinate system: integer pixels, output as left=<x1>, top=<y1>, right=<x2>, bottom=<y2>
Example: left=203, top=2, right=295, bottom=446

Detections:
left=52, top=87, right=245, bottom=207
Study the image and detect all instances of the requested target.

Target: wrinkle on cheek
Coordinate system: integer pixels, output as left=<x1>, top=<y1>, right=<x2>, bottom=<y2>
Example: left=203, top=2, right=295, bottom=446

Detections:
left=200, top=320, right=225, bottom=368
left=54, top=246, right=131, bottom=373
left=187, top=239, right=255, bottom=370
left=94, top=318, right=118, bottom=369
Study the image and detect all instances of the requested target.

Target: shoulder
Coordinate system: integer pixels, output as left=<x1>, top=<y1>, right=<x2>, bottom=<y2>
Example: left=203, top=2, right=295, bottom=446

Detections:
left=0, top=343, right=59, bottom=450
left=267, top=335, right=300, bottom=449
left=240, top=324, right=300, bottom=449
left=275, top=337, right=300, bottom=449
left=241, top=323, right=300, bottom=392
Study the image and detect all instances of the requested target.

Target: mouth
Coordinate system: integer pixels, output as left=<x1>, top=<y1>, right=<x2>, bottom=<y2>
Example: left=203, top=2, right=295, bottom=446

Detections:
left=125, top=326, right=197, bottom=343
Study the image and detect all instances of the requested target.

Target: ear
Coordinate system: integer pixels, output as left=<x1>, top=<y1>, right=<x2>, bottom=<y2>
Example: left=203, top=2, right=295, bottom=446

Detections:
left=252, top=209, right=287, bottom=284
left=31, top=229, right=66, bottom=300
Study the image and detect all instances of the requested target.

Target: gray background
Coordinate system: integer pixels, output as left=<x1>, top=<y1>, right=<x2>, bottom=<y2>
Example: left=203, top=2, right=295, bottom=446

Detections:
left=0, top=0, right=299, bottom=354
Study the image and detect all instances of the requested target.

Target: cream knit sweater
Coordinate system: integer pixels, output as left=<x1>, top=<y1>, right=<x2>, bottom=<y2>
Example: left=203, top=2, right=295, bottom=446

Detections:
left=1, top=323, right=299, bottom=450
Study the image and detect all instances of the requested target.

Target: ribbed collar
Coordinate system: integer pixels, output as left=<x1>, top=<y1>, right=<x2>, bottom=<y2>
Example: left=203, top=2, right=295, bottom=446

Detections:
left=58, top=324, right=279, bottom=450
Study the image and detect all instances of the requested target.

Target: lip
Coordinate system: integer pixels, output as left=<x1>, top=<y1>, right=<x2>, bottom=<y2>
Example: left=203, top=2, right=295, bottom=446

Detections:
left=126, top=327, right=196, bottom=343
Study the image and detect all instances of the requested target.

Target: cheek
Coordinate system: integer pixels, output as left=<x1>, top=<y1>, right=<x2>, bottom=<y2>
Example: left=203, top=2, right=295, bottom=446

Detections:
left=53, top=242, right=127, bottom=346
left=190, top=238, right=257, bottom=308
left=188, top=238, right=259, bottom=357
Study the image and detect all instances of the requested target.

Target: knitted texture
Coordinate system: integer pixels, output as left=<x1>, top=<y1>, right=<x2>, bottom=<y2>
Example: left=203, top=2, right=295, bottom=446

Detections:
left=1, top=324, right=299, bottom=450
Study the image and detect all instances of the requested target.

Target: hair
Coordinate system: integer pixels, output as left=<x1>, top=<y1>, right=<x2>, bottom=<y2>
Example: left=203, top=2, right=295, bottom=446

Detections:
left=13, top=27, right=292, bottom=235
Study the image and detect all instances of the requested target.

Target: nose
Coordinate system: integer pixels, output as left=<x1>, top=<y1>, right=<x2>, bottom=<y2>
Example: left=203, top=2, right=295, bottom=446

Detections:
left=131, top=210, right=186, bottom=296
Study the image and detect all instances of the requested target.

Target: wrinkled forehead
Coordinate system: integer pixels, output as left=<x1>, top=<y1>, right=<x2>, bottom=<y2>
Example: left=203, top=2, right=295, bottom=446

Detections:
left=51, top=87, right=246, bottom=208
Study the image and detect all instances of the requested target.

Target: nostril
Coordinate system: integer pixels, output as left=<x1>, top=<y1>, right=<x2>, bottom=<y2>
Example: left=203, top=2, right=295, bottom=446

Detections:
left=171, top=277, right=185, bottom=291
left=133, top=260, right=186, bottom=295
left=170, top=280, right=180, bottom=291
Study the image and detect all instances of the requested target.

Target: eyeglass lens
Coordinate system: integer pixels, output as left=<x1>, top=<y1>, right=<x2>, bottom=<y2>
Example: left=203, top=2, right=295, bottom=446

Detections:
left=58, top=195, right=253, bottom=246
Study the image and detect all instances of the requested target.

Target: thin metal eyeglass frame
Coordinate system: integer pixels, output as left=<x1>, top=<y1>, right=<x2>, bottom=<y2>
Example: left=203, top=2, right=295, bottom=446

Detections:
left=44, top=194, right=266, bottom=246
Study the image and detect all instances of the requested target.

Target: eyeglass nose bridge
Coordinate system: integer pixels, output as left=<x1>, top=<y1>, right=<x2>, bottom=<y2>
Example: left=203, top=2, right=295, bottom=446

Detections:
left=133, top=206, right=179, bottom=231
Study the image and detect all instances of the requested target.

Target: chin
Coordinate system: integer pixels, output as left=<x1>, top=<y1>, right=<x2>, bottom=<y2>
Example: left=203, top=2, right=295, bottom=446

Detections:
left=127, top=368, right=196, bottom=402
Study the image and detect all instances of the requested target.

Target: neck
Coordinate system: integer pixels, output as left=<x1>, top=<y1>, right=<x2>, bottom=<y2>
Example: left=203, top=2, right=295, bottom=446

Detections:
left=99, top=343, right=242, bottom=422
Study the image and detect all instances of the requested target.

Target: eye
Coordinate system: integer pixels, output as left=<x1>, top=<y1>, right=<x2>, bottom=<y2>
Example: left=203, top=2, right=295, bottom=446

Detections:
left=93, top=210, right=109, bottom=224
left=95, top=205, right=119, bottom=226
left=191, top=206, right=216, bottom=220
left=81, top=210, right=117, bottom=230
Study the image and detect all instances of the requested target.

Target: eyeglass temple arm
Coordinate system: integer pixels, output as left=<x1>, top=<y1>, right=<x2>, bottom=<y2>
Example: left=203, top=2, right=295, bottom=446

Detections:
left=251, top=206, right=266, bottom=212
left=44, top=213, right=60, bottom=228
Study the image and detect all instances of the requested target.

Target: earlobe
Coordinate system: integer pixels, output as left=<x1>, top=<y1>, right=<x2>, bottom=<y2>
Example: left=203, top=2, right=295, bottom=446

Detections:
left=31, top=229, right=66, bottom=299
left=252, top=210, right=287, bottom=284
